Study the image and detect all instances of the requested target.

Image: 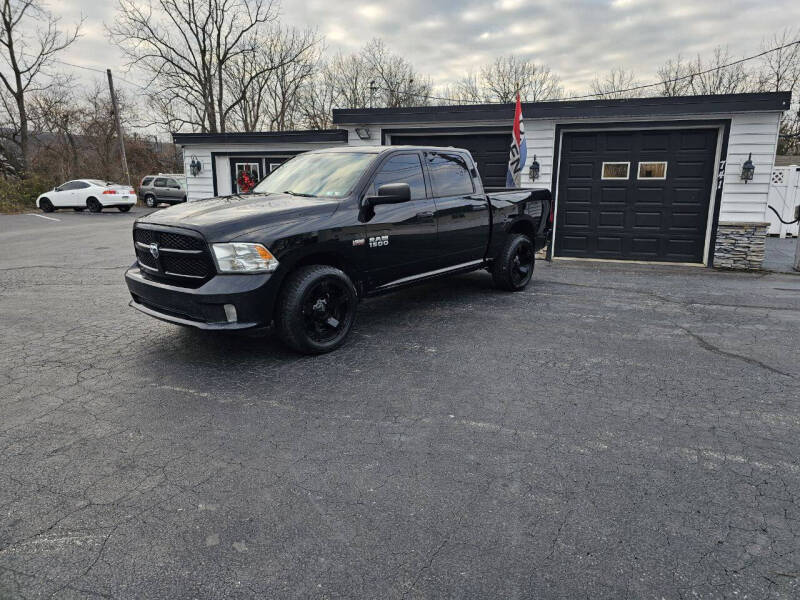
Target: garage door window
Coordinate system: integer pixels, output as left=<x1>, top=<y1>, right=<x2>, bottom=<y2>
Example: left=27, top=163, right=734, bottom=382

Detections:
left=638, top=161, right=668, bottom=179
left=601, top=162, right=630, bottom=180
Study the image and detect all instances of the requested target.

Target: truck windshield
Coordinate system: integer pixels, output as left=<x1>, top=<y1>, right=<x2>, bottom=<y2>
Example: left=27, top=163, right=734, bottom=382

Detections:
left=252, top=152, right=376, bottom=198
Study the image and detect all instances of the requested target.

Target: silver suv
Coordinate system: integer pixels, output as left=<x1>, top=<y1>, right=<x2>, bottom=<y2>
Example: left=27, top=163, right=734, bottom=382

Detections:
left=139, top=174, right=187, bottom=208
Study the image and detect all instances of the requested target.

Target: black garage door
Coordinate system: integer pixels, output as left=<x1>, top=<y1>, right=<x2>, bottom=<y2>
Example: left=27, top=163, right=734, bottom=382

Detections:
left=389, top=132, right=511, bottom=188
left=555, top=128, right=718, bottom=263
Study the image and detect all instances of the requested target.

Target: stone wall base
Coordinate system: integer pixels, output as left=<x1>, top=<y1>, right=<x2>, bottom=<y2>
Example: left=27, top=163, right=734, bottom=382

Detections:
left=714, top=222, right=768, bottom=270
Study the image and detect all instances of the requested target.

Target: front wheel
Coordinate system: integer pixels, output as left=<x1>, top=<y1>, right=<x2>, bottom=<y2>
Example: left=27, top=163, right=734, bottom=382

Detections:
left=39, top=198, right=54, bottom=213
left=275, top=265, right=358, bottom=354
left=118, top=205, right=131, bottom=212
left=492, top=234, right=535, bottom=291
left=87, top=197, right=102, bottom=213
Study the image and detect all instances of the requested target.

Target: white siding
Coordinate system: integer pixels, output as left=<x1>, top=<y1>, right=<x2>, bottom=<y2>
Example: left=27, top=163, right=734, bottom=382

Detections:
left=719, top=112, right=782, bottom=222
left=182, top=149, right=214, bottom=201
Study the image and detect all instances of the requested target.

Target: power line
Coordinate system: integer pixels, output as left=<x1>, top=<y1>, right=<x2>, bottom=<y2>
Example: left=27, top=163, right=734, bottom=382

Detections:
left=372, top=38, right=800, bottom=106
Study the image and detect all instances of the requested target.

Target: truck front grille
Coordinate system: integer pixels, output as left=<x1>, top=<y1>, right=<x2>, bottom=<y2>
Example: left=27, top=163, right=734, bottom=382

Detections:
left=133, top=226, right=214, bottom=287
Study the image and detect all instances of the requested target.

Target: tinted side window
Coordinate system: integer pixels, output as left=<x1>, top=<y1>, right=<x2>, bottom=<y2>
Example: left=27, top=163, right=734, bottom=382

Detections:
left=58, top=181, right=76, bottom=191
left=166, top=178, right=178, bottom=187
left=427, top=153, right=474, bottom=197
left=371, top=154, right=426, bottom=200
left=153, top=178, right=167, bottom=187
left=74, top=182, right=90, bottom=189
left=141, top=177, right=154, bottom=187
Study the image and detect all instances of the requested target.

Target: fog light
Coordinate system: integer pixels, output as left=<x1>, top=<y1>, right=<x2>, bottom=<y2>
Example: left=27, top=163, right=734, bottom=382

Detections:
left=223, top=304, right=237, bottom=323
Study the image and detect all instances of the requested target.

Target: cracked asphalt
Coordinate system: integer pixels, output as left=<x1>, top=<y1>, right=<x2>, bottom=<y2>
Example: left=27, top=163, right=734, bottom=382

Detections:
left=1, top=208, right=799, bottom=599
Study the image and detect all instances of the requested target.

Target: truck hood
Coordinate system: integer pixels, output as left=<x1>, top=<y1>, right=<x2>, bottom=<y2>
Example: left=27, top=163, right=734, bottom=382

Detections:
left=136, top=193, right=340, bottom=240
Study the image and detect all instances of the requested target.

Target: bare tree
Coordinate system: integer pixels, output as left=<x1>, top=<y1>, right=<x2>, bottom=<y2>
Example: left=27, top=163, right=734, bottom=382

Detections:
left=480, top=55, right=563, bottom=102
left=755, top=30, right=800, bottom=154
left=0, top=0, right=81, bottom=173
left=109, top=0, right=280, bottom=133
left=299, top=63, right=338, bottom=129
left=589, top=67, right=641, bottom=99
left=656, top=55, right=693, bottom=97
left=362, top=39, right=432, bottom=108
left=225, top=25, right=320, bottom=131
left=686, top=46, right=752, bottom=95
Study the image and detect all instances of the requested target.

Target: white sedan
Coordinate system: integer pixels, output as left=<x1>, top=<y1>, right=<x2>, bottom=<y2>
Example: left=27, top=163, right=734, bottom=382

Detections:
left=36, top=179, right=137, bottom=213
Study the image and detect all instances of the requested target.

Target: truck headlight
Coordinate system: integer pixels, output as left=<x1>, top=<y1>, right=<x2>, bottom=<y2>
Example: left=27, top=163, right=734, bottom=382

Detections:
left=212, top=243, right=279, bottom=273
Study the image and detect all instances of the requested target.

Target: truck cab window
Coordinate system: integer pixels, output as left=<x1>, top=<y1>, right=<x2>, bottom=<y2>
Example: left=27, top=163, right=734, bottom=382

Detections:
left=371, top=154, right=426, bottom=199
left=427, top=153, right=474, bottom=197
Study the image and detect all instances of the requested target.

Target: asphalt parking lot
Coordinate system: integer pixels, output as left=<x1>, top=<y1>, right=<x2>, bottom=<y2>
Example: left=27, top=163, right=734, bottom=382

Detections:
left=1, top=207, right=799, bottom=599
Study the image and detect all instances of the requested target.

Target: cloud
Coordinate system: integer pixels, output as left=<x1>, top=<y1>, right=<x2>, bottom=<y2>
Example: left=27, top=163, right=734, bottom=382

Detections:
left=47, top=0, right=800, bottom=97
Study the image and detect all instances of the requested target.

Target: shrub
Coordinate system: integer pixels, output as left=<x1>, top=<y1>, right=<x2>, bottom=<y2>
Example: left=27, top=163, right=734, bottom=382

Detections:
left=0, top=175, right=58, bottom=213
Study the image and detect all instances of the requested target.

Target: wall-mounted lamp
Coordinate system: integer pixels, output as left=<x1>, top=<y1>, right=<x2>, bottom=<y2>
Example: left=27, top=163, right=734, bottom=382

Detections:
left=529, top=155, right=540, bottom=181
left=354, top=127, right=371, bottom=140
left=189, top=155, right=202, bottom=177
left=740, top=153, right=755, bottom=183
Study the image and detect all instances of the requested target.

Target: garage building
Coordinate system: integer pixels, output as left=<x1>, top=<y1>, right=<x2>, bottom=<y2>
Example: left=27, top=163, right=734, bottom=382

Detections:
left=175, top=92, right=790, bottom=269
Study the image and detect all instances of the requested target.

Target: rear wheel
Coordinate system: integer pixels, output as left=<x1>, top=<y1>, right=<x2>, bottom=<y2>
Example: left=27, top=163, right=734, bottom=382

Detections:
left=39, top=198, right=54, bottom=213
left=492, top=234, right=535, bottom=291
left=87, top=197, right=102, bottom=213
left=144, top=195, right=157, bottom=208
left=118, top=205, right=131, bottom=212
left=276, top=265, right=358, bottom=354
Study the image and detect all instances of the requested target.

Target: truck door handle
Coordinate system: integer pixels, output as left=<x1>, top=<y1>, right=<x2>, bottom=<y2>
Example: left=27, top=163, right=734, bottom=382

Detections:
left=416, top=211, right=435, bottom=219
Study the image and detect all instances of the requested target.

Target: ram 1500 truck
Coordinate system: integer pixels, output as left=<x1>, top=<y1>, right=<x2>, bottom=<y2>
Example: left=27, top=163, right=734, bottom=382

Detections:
left=125, top=146, right=552, bottom=354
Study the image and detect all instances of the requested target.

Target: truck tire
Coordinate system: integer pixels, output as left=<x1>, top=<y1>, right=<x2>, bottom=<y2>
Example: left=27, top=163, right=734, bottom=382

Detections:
left=492, top=234, right=534, bottom=291
left=276, top=265, right=358, bottom=354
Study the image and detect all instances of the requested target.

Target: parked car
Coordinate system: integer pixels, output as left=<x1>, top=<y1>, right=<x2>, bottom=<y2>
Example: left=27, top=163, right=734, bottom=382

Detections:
left=138, top=174, right=187, bottom=208
left=125, top=146, right=552, bottom=354
left=37, top=180, right=136, bottom=213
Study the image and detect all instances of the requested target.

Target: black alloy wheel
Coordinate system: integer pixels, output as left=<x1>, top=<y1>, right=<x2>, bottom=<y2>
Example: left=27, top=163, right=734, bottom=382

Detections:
left=87, top=197, right=102, bottom=213
left=302, top=280, right=352, bottom=344
left=39, top=198, right=54, bottom=213
left=492, top=233, right=535, bottom=291
left=276, top=265, right=358, bottom=354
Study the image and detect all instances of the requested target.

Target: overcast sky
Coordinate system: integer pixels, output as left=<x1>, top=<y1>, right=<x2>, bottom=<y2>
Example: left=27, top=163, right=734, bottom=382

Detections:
left=51, top=0, right=800, bottom=98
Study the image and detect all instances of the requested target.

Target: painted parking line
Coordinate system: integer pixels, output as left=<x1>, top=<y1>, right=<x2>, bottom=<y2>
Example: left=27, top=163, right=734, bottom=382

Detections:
left=25, top=213, right=60, bottom=222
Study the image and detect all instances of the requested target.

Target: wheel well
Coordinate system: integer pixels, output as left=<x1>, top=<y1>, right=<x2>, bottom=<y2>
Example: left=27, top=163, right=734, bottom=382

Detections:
left=508, top=219, right=535, bottom=239
left=292, top=252, right=358, bottom=285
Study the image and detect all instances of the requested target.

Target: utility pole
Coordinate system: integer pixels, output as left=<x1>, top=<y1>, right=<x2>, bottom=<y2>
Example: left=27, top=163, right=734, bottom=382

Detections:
left=106, top=69, right=131, bottom=186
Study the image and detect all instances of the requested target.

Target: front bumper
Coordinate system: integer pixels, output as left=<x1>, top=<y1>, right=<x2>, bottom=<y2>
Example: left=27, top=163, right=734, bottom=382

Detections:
left=125, top=265, right=277, bottom=330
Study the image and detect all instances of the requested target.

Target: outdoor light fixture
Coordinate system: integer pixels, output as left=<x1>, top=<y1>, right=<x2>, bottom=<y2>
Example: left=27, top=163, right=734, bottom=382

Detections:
left=189, top=155, right=202, bottom=177
left=740, top=153, right=755, bottom=183
left=529, top=155, right=540, bottom=181
left=355, top=127, right=371, bottom=140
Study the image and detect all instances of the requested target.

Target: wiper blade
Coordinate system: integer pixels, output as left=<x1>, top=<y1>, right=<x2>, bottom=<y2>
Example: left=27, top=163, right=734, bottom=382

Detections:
left=283, top=189, right=315, bottom=198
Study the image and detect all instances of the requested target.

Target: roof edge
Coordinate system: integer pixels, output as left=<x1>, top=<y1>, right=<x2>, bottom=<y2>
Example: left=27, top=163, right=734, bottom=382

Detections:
left=333, top=92, right=792, bottom=125
left=172, top=128, right=348, bottom=145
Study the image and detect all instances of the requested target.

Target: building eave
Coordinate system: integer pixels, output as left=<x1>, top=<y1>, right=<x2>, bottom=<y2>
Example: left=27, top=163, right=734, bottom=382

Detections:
left=172, top=129, right=349, bottom=146
left=332, top=92, right=792, bottom=126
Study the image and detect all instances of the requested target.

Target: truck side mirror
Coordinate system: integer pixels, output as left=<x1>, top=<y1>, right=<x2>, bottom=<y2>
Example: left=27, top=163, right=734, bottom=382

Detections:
left=365, top=183, right=411, bottom=207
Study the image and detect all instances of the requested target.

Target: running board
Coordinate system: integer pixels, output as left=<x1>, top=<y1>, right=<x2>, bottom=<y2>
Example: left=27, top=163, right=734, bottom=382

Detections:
left=373, top=259, right=485, bottom=293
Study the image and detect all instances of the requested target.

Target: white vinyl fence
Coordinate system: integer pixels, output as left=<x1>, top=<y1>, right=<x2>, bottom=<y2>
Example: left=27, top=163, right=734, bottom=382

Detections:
left=766, top=165, right=800, bottom=237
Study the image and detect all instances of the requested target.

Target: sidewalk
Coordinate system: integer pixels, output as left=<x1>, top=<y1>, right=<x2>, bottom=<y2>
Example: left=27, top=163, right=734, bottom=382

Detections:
left=763, top=237, right=798, bottom=273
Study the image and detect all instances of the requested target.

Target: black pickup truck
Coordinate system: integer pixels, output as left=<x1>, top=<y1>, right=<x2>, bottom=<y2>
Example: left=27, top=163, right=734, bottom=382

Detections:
left=125, top=146, right=552, bottom=353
